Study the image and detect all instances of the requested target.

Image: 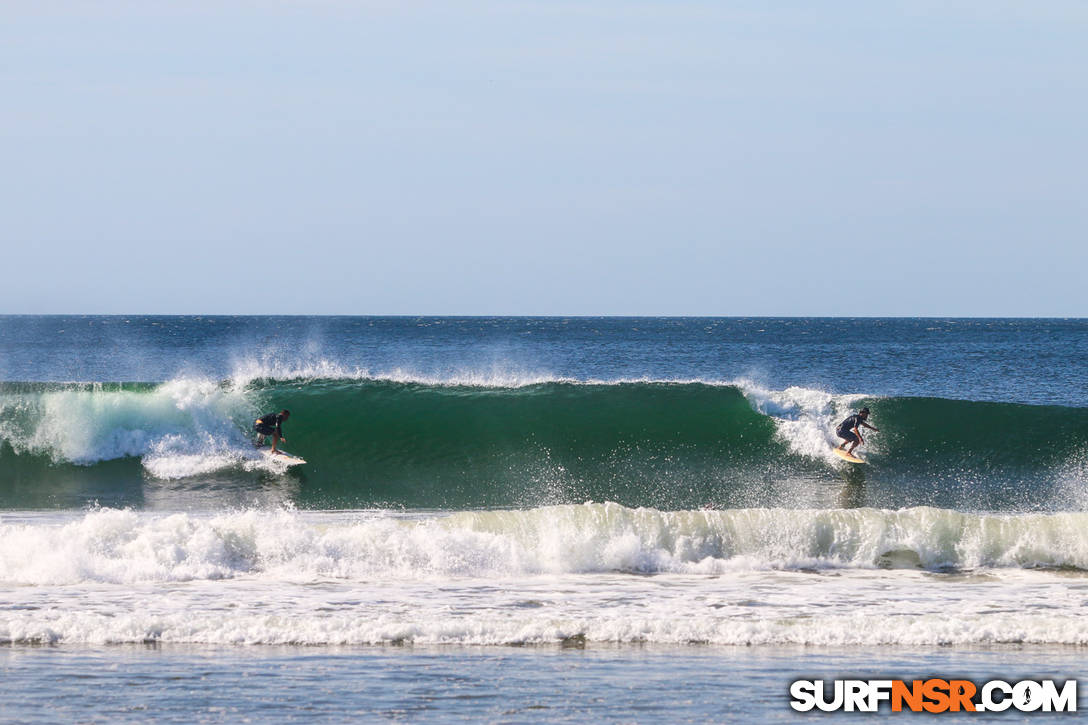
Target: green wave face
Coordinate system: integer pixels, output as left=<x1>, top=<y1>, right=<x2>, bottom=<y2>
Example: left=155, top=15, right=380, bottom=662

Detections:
left=872, top=396, right=1085, bottom=468
left=273, top=381, right=782, bottom=509
left=1, top=380, right=1086, bottom=511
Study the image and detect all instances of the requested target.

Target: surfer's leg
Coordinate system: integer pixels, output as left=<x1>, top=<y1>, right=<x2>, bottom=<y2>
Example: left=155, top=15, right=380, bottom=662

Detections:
left=840, top=431, right=859, bottom=453
left=254, top=422, right=275, bottom=448
left=271, top=432, right=281, bottom=453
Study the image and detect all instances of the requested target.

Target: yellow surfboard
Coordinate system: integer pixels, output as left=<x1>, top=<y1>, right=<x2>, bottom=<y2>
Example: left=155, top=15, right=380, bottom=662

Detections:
left=832, top=447, right=866, bottom=464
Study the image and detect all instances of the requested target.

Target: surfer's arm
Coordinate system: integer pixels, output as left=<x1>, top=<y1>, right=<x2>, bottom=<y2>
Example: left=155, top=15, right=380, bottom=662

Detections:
left=860, top=422, right=879, bottom=431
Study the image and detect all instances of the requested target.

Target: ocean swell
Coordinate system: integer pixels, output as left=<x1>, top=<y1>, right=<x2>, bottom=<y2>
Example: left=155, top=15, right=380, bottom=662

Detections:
left=1, top=377, right=1085, bottom=511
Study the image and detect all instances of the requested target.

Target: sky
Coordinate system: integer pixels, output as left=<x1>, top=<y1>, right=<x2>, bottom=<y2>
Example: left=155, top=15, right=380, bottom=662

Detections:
left=2, top=0, right=1086, bottom=316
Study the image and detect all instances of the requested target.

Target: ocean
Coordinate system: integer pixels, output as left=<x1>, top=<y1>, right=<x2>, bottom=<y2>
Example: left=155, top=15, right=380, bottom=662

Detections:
left=1, top=316, right=1086, bottom=721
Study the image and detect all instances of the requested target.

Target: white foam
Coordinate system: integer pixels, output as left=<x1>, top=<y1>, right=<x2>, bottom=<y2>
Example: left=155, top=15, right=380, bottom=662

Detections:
left=7, top=606, right=1088, bottom=647
left=0, top=379, right=245, bottom=462
left=736, top=380, right=868, bottom=461
left=0, top=377, right=289, bottom=477
left=4, top=504, right=1088, bottom=587
left=4, top=505, right=1088, bottom=646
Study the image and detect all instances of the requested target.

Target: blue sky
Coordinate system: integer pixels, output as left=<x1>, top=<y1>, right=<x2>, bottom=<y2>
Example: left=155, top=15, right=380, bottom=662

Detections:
left=2, top=1, right=1086, bottom=315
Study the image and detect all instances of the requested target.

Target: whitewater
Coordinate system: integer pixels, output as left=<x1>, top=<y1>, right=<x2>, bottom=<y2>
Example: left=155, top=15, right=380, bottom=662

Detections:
left=5, top=504, right=1088, bottom=648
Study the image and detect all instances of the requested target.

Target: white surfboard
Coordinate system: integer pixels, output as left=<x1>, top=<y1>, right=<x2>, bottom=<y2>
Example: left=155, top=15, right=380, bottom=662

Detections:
left=260, top=449, right=306, bottom=466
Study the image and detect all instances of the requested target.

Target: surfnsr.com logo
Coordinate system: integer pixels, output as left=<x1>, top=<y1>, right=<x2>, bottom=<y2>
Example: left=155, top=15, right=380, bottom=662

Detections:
left=790, top=679, right=1078, bottom=713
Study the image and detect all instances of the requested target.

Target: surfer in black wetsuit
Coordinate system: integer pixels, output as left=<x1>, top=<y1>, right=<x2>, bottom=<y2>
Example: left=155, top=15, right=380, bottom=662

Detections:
left=254, top=410, right=290, bottom=454
left=836, top=407, right=877, bottom=456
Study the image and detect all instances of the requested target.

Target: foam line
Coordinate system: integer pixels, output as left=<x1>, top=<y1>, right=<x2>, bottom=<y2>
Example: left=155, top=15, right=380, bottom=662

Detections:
left=4, top=504, right=1088, bottom=586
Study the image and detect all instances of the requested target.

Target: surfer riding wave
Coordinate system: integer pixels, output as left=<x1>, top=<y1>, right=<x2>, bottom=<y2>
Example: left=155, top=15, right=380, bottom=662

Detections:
left=254, top=409, right=290, bottom=454
left=836, top=407, right=878, bottom=456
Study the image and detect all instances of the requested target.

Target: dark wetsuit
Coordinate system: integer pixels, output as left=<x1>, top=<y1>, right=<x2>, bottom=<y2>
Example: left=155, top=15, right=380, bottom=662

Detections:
left=836, top=414, right=864, bottom=444
left=254, top=412, right=285, bottom=437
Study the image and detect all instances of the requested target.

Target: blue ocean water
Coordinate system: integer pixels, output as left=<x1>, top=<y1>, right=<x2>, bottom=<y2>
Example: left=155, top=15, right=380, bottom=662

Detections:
left=2, top=316, right=1085, bottom=405
left=2, top=645, right=1086, bottom=723
left=1, top=317, right=1086, bottom=721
